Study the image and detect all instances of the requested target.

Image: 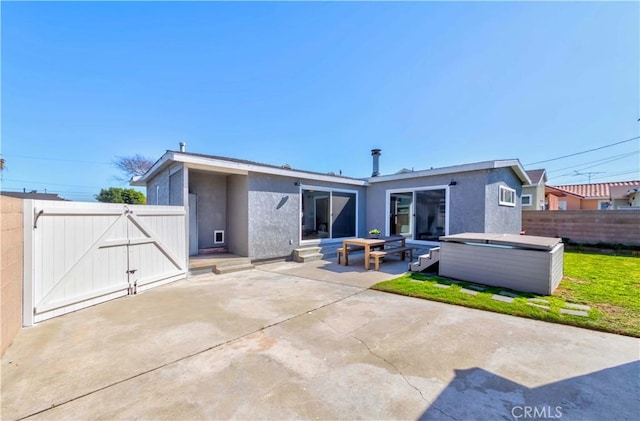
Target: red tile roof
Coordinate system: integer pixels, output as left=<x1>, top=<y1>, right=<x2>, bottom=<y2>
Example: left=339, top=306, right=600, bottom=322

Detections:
left=551, top=181, right=640, bottom=199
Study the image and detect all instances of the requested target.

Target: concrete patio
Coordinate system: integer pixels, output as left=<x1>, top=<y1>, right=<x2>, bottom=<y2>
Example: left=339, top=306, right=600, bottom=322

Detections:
left=2, top=258, right=638, bottom=420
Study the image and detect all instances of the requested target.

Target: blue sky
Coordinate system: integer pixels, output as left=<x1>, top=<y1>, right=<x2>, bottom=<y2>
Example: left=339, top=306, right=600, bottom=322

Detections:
left=1, top=1, right=638, bottom=201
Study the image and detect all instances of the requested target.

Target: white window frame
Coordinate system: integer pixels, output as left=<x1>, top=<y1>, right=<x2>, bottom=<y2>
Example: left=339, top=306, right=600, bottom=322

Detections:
left=521, top=194, right=532, bottom=207
left=299, top=184, right=359, bottom=245
left=499, top=186, right=516, bottom=207
left=598, top=200, right=611, bottom=210
left=384, top=185, right=450, bottom=245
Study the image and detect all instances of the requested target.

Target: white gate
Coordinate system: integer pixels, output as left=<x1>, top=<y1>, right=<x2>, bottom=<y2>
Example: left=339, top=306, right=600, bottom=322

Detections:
left=23, top=200, right=187, bottom=325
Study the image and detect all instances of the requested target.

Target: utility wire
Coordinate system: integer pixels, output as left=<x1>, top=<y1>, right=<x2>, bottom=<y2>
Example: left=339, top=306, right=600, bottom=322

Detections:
left=547, top=151, right=639, bottom=174
left=556, top=152, right=639, bottom=177
left=525, top=136, right=640, bottom=166
left=1, top=154, right=111, bottom=165
left=1, top=178, right=106, bottom=189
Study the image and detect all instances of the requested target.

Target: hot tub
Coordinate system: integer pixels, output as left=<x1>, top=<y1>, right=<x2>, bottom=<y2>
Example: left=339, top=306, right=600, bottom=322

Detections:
left=438, top=233, right=564, bottom=295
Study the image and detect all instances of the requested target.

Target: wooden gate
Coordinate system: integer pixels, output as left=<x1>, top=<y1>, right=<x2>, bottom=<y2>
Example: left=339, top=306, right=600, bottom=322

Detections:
left=23, top=201, right=187, bottom=325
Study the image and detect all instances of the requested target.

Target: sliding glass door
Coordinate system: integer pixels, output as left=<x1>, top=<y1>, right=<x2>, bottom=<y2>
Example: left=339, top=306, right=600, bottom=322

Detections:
left=388, top=188, right=447, bottom=241
left=301, top=187, right=357, bottom=241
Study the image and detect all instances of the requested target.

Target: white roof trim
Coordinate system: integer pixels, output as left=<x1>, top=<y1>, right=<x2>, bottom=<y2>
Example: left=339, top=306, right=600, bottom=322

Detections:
left=367, top=159, right=531, bottom=185
left=132, top=151, right=368, bottom=186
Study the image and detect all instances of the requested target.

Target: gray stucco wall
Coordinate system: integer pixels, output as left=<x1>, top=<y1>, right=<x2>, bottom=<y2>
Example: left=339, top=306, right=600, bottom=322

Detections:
left=189, top=171, right=227, bottom=249
left=226, top=175, right=249, bottom=257
left=247, top=173, right=300, bottom=260
left=367, top=168, right=522, bottom=237
left=169, top=168, right=184, bottom=206
left=522, top=183, right=545, bottom=211
left=484, top=167, right=522, bottom=234
left=247, top=173, right=367, bottom=260
left=146, top=163, right=184, bottom=206
left=366, top=170, right=487, bottom=237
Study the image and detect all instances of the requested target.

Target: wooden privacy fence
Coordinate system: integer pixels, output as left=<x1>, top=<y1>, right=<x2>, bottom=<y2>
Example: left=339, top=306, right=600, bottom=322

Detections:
left=23, top=200, right=187, bottom=325
left=522, top=210, right=640, bottom=246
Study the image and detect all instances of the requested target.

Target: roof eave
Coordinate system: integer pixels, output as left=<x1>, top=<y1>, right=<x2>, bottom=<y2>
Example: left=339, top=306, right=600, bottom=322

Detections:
left=368, top=159, right=531, bottom=185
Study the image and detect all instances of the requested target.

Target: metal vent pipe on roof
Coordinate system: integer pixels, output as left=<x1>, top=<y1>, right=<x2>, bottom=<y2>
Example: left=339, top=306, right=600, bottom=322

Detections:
left=371, top=148, right=382, bottom=177
left=179, top=141, right=186, bottom=152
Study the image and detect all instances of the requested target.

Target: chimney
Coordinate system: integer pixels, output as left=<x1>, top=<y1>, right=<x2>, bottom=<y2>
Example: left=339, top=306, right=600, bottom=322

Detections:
left=179, top=141, right=186, bottom=152
left=371, top=148, right=382, bottom=177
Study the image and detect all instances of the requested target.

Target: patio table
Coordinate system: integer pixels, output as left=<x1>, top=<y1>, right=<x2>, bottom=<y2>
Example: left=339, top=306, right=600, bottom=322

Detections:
left=341, top=236, right=406, bottom=270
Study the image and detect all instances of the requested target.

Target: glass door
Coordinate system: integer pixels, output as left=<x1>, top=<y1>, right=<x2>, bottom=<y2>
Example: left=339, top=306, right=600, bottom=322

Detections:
left=389, top=192, right=413, bottom=237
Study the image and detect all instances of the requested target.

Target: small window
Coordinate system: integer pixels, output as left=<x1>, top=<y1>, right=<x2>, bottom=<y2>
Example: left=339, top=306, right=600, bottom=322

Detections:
left=598, top=201, right=610, bottom=210
left=521, top=194, right=532, bottom=207
left=499, top=186, right=516, bottom=207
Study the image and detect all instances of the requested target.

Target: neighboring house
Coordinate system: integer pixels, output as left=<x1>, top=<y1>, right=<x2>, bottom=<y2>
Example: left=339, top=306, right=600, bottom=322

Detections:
left=0, top=191, right=68, bottom=201
left=132, top=147, right=530, bottom=261
left=522, top=169, right=547, bottom=210
left=545, top=181, right=640, bottom=210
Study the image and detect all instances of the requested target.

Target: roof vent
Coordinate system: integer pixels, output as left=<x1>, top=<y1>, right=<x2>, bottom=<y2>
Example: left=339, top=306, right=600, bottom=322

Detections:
left=179, top=141, right=186, bottom=152
left=282, top=164, right=291, bottom=169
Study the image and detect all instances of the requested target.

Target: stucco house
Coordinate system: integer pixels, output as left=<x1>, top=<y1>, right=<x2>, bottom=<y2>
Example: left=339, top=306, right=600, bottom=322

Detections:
left=522, top=169, right=547, bottom=210
left=132, top=147, right=530, bottom=261
left=545, top=181, right=640, bottom=210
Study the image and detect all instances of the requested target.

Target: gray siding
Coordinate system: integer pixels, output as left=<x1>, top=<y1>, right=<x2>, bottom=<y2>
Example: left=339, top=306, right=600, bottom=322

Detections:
left=226, top=175, right=249, bottom=257
left=189, top=171, right=227, bottom=249
left=439, top=241, right=562, bottom=295
left=485, top=167, right=522, bottom=234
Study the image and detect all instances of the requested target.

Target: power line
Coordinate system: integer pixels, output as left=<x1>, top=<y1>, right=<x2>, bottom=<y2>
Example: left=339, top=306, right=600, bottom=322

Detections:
left=547, top=151, right=639, bottom=174
left=1, top=154, right=112, bottom=165
left=525, top=136, right=640, bottom=166
left=1, top=178, right=105, bottom=189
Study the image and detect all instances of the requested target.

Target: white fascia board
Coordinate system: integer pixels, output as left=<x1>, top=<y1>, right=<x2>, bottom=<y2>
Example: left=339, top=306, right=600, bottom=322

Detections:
left=169, top=152, right=367, bottom=186
left=368, top=159, right=532, bottom=185
left=130, top=151, right=174, bottom=186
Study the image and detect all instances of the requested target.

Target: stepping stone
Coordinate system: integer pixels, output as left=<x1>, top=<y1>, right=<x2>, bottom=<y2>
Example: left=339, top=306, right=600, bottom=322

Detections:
left=528, top=298, right=549, bottom=304
left=460, top=288, right=478, bottom=296
left=466, top=284, right=486, bottom=291
left=491, top=294, right=514, bottom=303
left=499, top=291, right=520, bottom=298
left=527, top=303, right=550, bottom=311
left=433, top=283, right=451, bottom=289
left=560, top=308, right=589, bottom=317
left=564, top=303, right=591, bottom=311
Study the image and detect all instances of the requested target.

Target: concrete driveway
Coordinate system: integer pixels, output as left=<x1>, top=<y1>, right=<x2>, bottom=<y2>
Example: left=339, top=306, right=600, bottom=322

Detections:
left=2, top=259, right=639, bottom=420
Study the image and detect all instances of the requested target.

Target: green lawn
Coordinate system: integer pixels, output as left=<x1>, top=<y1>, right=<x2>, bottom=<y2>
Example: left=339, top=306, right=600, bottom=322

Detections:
left=372, top=251, right=640, bottom=337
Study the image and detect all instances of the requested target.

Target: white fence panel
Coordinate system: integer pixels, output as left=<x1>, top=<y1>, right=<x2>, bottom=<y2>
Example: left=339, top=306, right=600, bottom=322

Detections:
left=24, top=200, right=186, bottom=325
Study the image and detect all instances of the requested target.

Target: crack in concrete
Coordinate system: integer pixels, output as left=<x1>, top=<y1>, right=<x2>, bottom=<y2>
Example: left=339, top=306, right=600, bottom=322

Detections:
left=352, top=334, right=429, bottom=404
left=309, top=312, right=428, bottom=405
left=430, top=405, right=463, bottom=421
left=17, top=289, right=367, bottom=420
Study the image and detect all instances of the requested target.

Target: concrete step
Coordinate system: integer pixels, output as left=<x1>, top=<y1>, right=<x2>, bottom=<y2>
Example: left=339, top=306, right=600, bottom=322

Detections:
left=188, top=267, right=215, bottom=276
left=214, top=257, right=252, bottom=268
left=410, top=247, right=440, bottom=272
left=199, top=246, right=229, bottom=255
left=214, top=263, right=256, bottom=274
left=293, top=247, right=324, bottom=263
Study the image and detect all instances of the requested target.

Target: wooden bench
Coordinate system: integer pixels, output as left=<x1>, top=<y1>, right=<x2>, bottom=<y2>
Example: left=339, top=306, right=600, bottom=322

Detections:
left=337, top=245, right=365, bottom=264
left=369, top=247, right=415, bottom=271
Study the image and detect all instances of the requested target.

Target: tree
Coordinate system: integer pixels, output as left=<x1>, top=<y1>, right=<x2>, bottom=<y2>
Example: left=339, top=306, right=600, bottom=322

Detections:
left=113, top=154, right=154, bottom=181
left=95, top=188, right=146, bottom=204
